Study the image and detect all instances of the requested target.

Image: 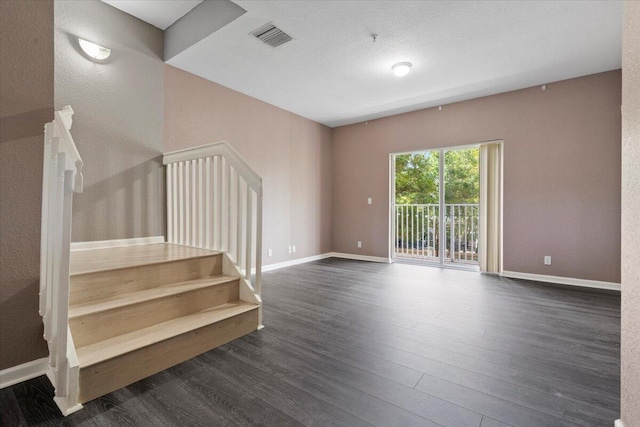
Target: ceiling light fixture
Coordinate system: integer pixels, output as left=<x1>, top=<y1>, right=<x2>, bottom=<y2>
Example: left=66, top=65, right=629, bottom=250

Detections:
left=78, top=38, right=111, bottom=61
left=392, top=62, right=412, bottom=77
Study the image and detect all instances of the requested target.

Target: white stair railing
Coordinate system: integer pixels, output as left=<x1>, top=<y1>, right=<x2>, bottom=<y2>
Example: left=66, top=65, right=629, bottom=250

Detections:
left=39, top=106, right=83, bottom=415
left=163, top=142, right=263, bottom=321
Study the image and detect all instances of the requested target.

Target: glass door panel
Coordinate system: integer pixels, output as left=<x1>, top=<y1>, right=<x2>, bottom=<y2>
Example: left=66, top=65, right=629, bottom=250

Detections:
left=394, top=151, right=440, bottom=262
left=443, top=148, right=479, bottom=266
left=393, top=147, right=479, bottom=267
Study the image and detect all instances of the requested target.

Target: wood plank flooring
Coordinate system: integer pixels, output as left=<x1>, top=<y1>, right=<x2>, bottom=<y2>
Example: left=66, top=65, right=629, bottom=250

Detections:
left=70, top=243, right=219, bottom=275
left=1, top=258, right=620, bottom=427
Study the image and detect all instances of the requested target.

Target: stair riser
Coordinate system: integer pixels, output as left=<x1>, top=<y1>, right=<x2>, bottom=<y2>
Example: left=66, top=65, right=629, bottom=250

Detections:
left=71, top=280, right=239, bottom=348
left=70, top=255, right=223, bottom=305
left=78, top=308, right=259, bottom=403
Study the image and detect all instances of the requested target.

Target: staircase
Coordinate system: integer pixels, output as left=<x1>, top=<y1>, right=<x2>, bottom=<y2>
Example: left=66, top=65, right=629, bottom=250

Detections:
left=39, top=107, right=263, bottom=415
left=68, top=244, right=259, bottom=403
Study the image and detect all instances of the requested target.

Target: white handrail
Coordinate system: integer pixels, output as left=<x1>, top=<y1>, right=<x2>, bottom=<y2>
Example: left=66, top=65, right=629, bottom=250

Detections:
left=164, top=141, right=260, bottom=194
left=54, top=106, right=83, bottom=192
left=163, top=141, right=263, bottom=300
left=39, top=106, right=83, bottom=415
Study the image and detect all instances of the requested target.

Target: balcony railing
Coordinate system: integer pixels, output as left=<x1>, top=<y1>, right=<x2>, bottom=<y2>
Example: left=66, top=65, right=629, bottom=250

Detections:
left=394, top=203, right=479, bottom=264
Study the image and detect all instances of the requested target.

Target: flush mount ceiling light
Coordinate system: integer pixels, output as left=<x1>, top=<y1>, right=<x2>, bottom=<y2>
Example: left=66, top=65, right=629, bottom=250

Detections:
left=78, top=38, right=111, bottom=61
left=392, top=61, right=412, bottom=77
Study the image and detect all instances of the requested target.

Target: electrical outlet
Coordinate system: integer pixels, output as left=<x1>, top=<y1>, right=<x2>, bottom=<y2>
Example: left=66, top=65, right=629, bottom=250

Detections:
left=288, top=246, right=292, bottom=254
left=292, top=245, right=296, bottom=253
left=544, top=256, right=552, bottom=265
left=268, top=249, right=272, bottom=257
left=357, top=241, right=362, bottom=248
left=367, top=198, right=372, bottom=205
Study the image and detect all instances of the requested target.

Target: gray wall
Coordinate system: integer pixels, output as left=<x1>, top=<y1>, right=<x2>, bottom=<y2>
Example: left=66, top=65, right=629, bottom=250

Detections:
left=621, top=1, right=640, bottom=425
left=0, top=0, right=53, bottom=370
left=55, top=0, right=165, bottom=242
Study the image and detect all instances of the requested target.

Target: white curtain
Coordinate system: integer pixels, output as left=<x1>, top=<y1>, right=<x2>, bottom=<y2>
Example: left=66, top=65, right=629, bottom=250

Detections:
left=479, top=142, right=502, bottom=273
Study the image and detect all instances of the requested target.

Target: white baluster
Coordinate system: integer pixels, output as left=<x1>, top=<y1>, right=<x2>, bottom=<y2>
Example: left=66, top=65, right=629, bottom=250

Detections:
left=204, top=157, right=211, bottom=248
left=236, top=175, right=243, bottom=269
left=55, top=168, right=73, bottom=398
left=213, top=156, right=218, bottom=251
left=245, top=186, right=252, bottom=282
left=51, top=151, right=68, bottom=374
left=255, top=188, right=263, bottom=296
left=185, top=161, right=191, bottom=246
left=215, top=156, right=222, bottom=250
left=191, top=160, right=197, bottom=246
left=178, top=161, right=184, bottom=245
left=226, top=167, right=232, bottom=259
left=167, top=163, right=174, bottom=244
left=40, top=124, right=53, bottom=317
left=198, top=158, right=204, bottom=248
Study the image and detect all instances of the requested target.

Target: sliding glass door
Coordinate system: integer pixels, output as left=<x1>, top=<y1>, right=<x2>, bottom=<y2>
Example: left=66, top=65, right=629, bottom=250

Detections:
left=392, top=146, right=479, bottom=267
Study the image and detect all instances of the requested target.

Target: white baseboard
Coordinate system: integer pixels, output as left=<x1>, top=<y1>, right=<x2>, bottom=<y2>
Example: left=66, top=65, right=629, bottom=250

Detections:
left=614, top=420, right=624, bottom=427
left=54, top=396, right=83, bottom=416
left=0, top=357, right=48, bottom=389
left=329, top=252, right=391, bottom=263
left=258, top=251, right=390, bottom=273
left=501, top=270, right=621, bottom=291
left=262, top=253, right=334, bottom=272
left=71, top=236, right=165, bottom=251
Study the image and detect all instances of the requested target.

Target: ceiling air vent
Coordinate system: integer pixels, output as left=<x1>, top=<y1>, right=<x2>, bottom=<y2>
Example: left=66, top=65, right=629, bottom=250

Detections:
left=251, top=23, right=292, bottom=48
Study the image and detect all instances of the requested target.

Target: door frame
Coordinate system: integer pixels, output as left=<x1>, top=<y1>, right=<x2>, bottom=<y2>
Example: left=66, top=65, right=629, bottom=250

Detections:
left=388, top=141, right=498, bottom=268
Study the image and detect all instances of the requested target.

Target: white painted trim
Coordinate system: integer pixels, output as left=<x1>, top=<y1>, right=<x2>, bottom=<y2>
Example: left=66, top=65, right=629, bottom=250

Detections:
left=329, top=252, right=391, bottom=263
left=614, top=420, right=624, bottom=427
left=501, top=270, right=621, bottom=291
left=70, top=236, right=165, bottom=251
left=0, top=357, right=48, bottom=389
left=261, top=253, right=334, bottom=272
left=393, top=258, right=480, bottom=272
left=255, top=251, right=391, bottom=274
left=391, top=140, right=488, bottom=156
left=163, top=141, right=262, bottom=193
left=388, top=153, right=395, bottom=262
left=54, top=397, right=83, bottom=416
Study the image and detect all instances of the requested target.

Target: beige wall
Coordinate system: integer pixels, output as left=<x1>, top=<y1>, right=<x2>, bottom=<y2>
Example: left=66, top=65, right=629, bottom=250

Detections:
left=55, top=0, right=165, bottom=242
left=164, top=65, right=332, bottom=264
left=0, top=0, right=53, bottom=370
left=332, top=71, right=621, bottom=283
left=621, top=1, right=640, bottom=425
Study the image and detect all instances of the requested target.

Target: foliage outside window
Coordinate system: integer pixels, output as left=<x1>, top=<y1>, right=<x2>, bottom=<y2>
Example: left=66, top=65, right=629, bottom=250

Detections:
left=395, top=148, right=479, bottom=205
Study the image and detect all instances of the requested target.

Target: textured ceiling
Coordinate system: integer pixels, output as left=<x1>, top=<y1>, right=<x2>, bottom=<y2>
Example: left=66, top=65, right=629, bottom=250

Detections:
left=107, top=1, right=623, bottom=127
left=102, top=0, right=202, bottom=30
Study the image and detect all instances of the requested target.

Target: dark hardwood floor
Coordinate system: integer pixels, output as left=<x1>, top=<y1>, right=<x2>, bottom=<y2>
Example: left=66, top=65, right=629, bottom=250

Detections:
left=1, top=258, right=620, bottom=427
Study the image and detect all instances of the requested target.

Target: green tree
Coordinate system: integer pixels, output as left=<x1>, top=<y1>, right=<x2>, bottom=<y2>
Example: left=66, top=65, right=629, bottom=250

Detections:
left=395, top=148, right=478, bottom=204
left=444, top=148, right=479, bottom=204
left=395, top=152, right=439, bottom=204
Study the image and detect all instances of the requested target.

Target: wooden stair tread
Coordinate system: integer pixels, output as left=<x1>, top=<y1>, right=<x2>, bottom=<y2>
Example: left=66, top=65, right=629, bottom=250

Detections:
left=70, top=243, right=221, bottom=276
left=69, top=275, right=238, bottom=318
left=76, top=301, right=258, bottom=368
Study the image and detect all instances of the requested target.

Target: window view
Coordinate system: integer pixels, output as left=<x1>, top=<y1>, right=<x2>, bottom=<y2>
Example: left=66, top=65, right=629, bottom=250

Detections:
left=394, top=147, right=479, bottom=266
